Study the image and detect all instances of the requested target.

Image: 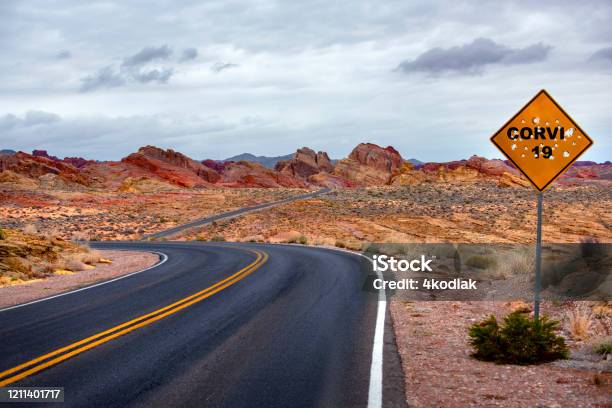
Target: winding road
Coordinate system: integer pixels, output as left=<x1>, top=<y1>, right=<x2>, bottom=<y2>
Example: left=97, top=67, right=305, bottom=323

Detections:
left=0, top=241, right=406, bottom=407
left=144, top=188, right=331, bottom=239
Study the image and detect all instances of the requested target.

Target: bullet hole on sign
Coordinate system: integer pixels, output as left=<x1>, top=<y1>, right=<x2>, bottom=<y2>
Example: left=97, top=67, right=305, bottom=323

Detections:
left=566, top=128, right=574, bottom=137
left=511, top=144, right=517, bottom=150
left=556, top=119, right=560, bottom=124
left=563, top=151, right=570, bottom=158
left=521, top=119, right=525, bottom=124
left=533, top=117, right=540, bottom=124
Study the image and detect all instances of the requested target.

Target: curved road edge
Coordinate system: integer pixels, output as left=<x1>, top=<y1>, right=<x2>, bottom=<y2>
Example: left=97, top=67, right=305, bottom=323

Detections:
left=0, top=251, right=169, bottom=314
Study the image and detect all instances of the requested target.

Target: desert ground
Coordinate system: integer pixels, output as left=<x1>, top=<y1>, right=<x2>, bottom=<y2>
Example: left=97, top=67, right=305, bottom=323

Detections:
left=1, top=144, right=610, bottom=407
left=0, top=187, right=306, bottom=241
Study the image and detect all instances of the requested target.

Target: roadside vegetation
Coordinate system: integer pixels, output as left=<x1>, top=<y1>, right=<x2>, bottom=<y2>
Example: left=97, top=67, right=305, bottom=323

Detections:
left=469, top=311, right=569, bottom=364
left=0, top=226, right=109, bottom=286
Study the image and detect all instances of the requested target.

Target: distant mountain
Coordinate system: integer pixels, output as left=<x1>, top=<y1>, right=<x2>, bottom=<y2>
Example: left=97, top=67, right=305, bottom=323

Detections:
left=0, top=149, right=16, bottom=155
left=223, top=153, right=293, bottom=168
left=406, top=158, right=423, bottom=166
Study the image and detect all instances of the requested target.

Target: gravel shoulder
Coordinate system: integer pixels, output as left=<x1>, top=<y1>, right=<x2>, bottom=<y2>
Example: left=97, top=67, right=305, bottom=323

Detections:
left=390, top=300, right=611, bottom=408
left=0, top=250, right=159, bottom=309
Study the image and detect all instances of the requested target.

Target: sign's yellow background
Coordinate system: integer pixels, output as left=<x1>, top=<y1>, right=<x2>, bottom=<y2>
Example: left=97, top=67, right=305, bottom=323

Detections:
left=490, top=90, right=593, bottom=191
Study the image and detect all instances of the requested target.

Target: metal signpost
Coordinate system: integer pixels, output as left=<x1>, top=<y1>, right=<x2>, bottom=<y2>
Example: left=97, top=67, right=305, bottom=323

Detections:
left=490, top=89, right=593, bottom=320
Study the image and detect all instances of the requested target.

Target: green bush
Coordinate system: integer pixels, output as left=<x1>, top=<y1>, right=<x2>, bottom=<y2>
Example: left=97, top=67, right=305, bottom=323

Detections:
left=469, top=311, right=569, bottom=365
left=0, top=227, right=6, bottom=240
left=465, top=255, right=497, bottom=270
left=211, top=235, right=226, bottom=242
left=594, top=339, right=612, bottom=356
left=297, top=235, right=308, bottom=245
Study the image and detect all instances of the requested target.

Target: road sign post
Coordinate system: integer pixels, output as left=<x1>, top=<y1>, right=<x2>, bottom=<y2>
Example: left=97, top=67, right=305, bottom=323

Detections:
left=490, top=89, right=593, bottom=320
left=534, top=192, right=543, bottom=320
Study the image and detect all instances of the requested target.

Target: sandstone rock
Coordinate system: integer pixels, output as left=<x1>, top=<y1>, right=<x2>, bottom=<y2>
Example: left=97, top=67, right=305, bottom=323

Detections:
left=498, top=172, right=531, bottom=188
left=120, top=146, right=223, bottom=188
left=134, top=146, right=220, bottom=183
left=63, top=157, right=94, bottom=169
left=333, top=143, right=404, bottom=186
left=0, top=152, right=90, bottom=186
left=218, top=161, right=307, bottom=188
left=307, top=172, right=354, bottom=188
left=275, top=147, right=334, bottom=179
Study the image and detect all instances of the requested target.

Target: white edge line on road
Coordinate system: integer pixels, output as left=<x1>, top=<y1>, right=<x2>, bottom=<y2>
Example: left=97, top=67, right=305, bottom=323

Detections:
left=269, top=243, right=385, bottom=408
left=367, top=256, right=386, bottom=408
left=0, top=251, right=168, bottom=314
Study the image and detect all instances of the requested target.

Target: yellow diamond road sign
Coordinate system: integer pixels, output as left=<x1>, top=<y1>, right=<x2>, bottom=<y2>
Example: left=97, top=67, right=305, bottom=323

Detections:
left=490, top=89, right=593, bottom=191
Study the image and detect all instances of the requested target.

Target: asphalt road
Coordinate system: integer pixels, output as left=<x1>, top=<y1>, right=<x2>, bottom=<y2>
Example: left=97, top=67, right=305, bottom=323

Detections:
left=0, top=241, right=406, bottom=408
left=144, top=188, right=330, bottom=239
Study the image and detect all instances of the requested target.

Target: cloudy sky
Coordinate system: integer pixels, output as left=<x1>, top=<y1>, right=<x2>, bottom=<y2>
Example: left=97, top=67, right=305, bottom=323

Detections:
left=1, top=0, right=610, bottom=162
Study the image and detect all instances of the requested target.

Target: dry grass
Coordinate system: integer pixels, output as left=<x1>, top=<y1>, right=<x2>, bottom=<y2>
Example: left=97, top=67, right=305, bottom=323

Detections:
left=567, top=306, right=593, bottom=341
left=64, top=255, right=87, bottom=272
left=495, top=247, right=534, bottom=278
left=22, top=224, right=38, bottom=234
left=80, top=249, right=102, bottom=265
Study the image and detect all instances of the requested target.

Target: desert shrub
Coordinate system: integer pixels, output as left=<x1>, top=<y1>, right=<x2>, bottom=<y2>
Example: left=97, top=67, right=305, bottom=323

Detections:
left=465, top=255, right=497, bottom=270
left=335, top=240, right=346, bottom=248
left=0, top=227, right=6, bottom=240
left=80, top=250, right=102, bottom=265
left=568, top=306, right=593, bottom=341
left=469, top=311, right=568, bottom=365
left=5, top=257, right=32, bottom=275
left=288, top=235, right=308, bottom=244
left=211, top=235, right=226, bottom=242
left=57, top=255, right=87, bottom=272
left=22, top=224, right=38, bottom=235
left=196, top=235, right=207, bottom=241
left=496, top=248, right=534, bottom=277
left=593, top=339, right=612, bottom=356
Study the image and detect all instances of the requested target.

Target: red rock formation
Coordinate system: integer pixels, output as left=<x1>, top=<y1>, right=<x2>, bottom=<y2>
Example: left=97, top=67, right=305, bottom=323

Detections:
left=32, top=150, right=60, bottom=161
left=134, top=146, right=220, bottom=183
left=121, top=153, right=216, bottom=188
left=307, top=172, right=354, bottom=188
left=63, top=157, right=95, bottom=169
left=218, top=161, right=307, bottom=188
left=0, top=152, right=90, bottom=186
left=333, top=143, right=404, bottom=186
left=275, top=147, right=334, bottom=179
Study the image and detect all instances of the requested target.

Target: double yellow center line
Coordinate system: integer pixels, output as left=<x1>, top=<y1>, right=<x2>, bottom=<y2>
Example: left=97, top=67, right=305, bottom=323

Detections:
left=0, top=247, right=268, bottom=386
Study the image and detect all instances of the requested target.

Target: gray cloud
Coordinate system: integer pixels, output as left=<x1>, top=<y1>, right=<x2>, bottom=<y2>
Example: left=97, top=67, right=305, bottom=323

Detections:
left=0, top=110, right=246, bottom=160
left=80, top=66, right=126, bottom=92
left=1, top=1, right=611, bottom=163
left=121, top=45, right=172, bottom=67
left=397, top=38, right=552, bottom=75
left=211, top=62, right=238, bottom=73
left=590, top=46, right=612, bottom=62
left=180, top=47, right=198, bottom=62
left=80, top=45, right=175, bottom=91
left=132, top=68, right=173, bottom=83
left=0, top=111, right=60, bottom=130
left=55, top=50, right=72, bottom=59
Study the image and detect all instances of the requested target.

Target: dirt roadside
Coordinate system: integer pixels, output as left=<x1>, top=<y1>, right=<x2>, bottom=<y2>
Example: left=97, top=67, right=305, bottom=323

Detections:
left=0, top=250, right=159, bottom=309
left=391, top=301, right=611, bottom=408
